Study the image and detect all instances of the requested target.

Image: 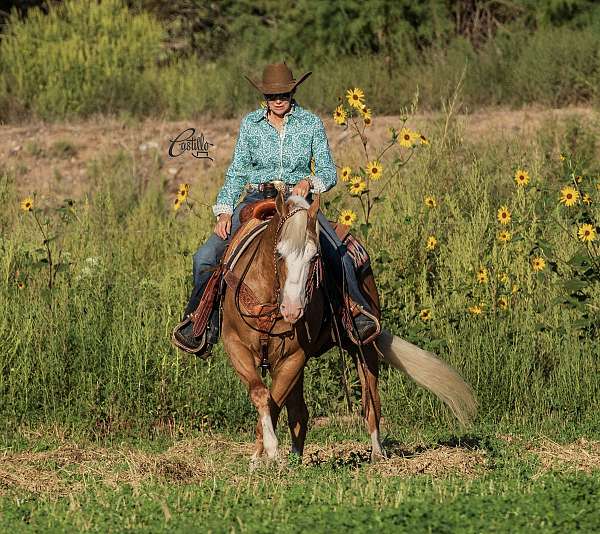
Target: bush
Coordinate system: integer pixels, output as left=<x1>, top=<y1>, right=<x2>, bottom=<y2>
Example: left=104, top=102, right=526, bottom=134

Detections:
left=0, top=0, right=165, bottom=121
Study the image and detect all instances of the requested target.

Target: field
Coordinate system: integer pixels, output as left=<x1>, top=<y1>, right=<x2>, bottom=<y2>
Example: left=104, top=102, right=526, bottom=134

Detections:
left=1, top=104, right=599, bottom=531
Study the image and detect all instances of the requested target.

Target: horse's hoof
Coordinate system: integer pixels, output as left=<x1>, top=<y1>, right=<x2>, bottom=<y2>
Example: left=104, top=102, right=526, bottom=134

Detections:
left=371, top=449, right=387, bottom=463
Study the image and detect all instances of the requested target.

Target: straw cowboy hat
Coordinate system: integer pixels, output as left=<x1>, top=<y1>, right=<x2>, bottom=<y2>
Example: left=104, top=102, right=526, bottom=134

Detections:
left=244, top=62, right=312, bottom=94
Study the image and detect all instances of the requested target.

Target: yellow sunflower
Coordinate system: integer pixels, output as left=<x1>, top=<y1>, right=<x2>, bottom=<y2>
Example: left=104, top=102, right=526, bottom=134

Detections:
left=498, top=272, right=509, bottom=285
left=418, top=133, right=430, bottom=145
left=476, top=267, right=488, bottom=285
left=497, top=296, right=509, bottom=310
left=419, top=308, right=432, bottom=322
left=348, top=177, right=367, bottom=196
left=173, top=197, right=182, bottom=211
left=20, top=197, right=34, bottom=212
left=559, top=186, right=579, bottom=207
left=346, top=88, right=365, bottom=109
left=424, top=195, right=437, bottom=209
left=363, top=116, right=372, bottom=127
left=359, top=105, right=372, bottom=120
left=577, top=223, right=597, bottom=242
left=398, top=128, right=416, bottom=148
left=582, top=193, right=592, bottom=205
left=497, top=230, right=512, bottom=243
left=338, top=209, right=357, bottom=227
left=333, top=105, right=347, bottom=125
left=514, top=169, right=530, bottom=187
left=366, top=161, right=383, bottom=181
left=560, top=153, right=566, bottom=161
left=177, top=183, right=190, bottom=200
left=531, top=257, right=546, bottom=272
left=426, top=235, right=437, bottom=251
left=497, top=206, right=511, bottom=225
left=340, top=166, right=352, bottom=182
left=468, top=304, right=483, bottom=315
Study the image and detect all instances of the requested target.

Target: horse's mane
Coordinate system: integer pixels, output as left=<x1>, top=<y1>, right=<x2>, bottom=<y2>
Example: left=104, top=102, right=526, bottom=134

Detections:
left=276, top=195, right=310, bottom=257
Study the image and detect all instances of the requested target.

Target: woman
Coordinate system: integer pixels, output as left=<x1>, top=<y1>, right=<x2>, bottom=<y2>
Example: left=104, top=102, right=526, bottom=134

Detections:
left=174, top=62, right=378, bottom=355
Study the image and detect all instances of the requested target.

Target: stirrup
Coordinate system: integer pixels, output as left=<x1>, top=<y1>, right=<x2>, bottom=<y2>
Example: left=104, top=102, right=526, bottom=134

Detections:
left=171, top=316, right=209, bottom=356
left=346, top=305, right=381, bottom=346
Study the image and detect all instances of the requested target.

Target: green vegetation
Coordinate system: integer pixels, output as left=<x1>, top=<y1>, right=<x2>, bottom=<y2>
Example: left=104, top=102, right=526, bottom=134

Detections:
left=1, top=0, right=600, bottom=121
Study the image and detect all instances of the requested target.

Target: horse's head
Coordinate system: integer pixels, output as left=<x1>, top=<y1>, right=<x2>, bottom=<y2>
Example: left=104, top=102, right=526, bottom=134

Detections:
left=274, top=191, right=320, bottom=324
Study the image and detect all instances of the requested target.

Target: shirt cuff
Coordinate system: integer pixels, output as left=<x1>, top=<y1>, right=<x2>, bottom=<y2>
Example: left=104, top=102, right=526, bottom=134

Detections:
left=309, top=175, right=327, bottom=194
left=212, top=203, right=233, bottom=217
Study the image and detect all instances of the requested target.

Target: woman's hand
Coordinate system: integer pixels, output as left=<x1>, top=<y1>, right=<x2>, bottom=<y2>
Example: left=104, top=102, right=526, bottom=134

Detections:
left=214, top=213, right=232, bottom=240
left=292, top=178, right=311, bottom=198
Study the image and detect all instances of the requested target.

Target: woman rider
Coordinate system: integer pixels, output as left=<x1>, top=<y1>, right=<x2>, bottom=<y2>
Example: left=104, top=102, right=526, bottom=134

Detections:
left=174, top=62, right=378, bottom=355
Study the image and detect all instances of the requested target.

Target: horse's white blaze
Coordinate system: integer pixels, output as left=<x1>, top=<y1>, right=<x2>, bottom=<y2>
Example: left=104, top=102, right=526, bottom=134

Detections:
left=280, top=241, right=317, bottom=307
left=261, top=414, right=278, bottom=458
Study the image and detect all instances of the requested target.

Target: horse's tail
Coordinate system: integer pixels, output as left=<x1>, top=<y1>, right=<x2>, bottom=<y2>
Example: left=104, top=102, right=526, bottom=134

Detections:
left=374, top=330, right=477, bottom=427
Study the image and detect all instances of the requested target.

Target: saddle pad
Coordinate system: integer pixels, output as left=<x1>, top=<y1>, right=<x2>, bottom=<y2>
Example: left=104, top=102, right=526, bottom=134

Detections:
left=223, top=217, right=269, bottom=269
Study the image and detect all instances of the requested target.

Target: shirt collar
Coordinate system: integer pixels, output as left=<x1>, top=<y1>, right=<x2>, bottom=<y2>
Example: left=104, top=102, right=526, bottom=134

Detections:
left=253, top=100, right=301, bottom=123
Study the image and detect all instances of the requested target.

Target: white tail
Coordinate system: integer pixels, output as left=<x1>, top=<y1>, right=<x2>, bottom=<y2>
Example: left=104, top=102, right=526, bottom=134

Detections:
left=374, top=330, right=477, bottom=426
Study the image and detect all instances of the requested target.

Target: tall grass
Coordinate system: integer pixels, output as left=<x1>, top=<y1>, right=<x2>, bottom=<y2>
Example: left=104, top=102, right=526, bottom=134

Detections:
left=1, top=112, right=598, bottom=439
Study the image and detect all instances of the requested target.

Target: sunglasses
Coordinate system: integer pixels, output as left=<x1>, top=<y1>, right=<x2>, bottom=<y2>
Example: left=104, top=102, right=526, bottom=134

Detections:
left=264, top=93, right=293, bottom=101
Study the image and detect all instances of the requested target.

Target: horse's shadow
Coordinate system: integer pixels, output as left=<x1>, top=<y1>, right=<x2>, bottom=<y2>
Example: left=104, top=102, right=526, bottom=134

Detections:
left=305, top=434, right=485, bottom=469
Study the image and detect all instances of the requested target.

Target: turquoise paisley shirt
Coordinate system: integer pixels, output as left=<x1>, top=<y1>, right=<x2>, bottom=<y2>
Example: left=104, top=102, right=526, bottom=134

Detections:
left=212, top=100, right=337, bottom=216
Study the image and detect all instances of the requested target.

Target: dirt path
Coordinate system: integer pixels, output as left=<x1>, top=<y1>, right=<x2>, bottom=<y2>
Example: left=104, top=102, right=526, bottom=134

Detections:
left=1, top=107, right=597, bottom=201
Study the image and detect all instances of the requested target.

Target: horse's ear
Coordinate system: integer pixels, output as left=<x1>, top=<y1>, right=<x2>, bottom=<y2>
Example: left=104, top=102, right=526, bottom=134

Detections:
left=308, top=193, right=320, bottom=219
left=275, top=189, right=288, bottom=217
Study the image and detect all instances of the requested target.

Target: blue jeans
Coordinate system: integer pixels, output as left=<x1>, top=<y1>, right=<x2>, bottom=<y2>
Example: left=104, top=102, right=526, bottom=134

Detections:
left=183, top=190, right=373, bottom=317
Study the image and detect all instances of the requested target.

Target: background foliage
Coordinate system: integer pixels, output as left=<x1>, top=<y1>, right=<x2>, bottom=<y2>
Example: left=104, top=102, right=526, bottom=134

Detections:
left=0, top=0, right=599, bottom=121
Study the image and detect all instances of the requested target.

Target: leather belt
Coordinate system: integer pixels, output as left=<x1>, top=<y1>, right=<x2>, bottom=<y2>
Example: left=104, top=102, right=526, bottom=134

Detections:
left=247, top=181, right=293, bottom=193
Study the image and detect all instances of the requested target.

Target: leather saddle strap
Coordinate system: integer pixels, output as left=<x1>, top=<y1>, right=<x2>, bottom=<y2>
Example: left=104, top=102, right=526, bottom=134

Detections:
left=191, top=264, right=224, bottom=337
left=223, top=270, right=278, bottom=317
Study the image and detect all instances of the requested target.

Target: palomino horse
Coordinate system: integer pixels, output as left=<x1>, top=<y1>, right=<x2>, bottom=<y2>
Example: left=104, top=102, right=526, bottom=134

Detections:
left=220, top=191, right=476, bottom=464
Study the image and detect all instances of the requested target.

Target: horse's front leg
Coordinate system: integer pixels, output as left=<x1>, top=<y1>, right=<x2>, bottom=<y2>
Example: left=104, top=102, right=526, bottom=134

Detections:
left=351, top=344, right=386, bottom=462
left=285, top=371, right=309, bottom=457
left=222, top=337, right=280, bottom=461
left=270, top=350, right=308, bottom=459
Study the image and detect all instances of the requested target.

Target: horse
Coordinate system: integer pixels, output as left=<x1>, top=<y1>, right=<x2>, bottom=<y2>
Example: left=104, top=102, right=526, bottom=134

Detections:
left=220, top=190, right=477, bottom=465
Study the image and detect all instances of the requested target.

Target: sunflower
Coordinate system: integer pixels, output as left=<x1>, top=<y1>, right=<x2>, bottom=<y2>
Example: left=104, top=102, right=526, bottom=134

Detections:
left=340, top=166, right=352, bottom=182
left=497, top=206, right=511, bottom=225
left=418, top=133, right=430, bottom=145
left=560, top=153, right=566, bottom=161
left=514, top=169, right=530, bottom=187
left=359, top=106, right=372, bottom=120
left=582, top=193, right=592, bottom=205
left=366, top=161, right=383, bottom=181
left=333, top=105, right=347, bottom=125
left=348, top=177, right=367, bottom=196
left=363, top=116, right=372, bottom=127
left=531, top=257, right=546, bottom=272
left=20, top=197, right=34, bottom=212
left=398, top=128, right=416, bottom=148
left=419, top=308, right=432, bottom=322
left=177, top=183, right=190, bottom=200
left=426, top=235, right=437, bottom=251
left=498, top=272, right=509, bottom=285
left=468, top=304, right=483, bottom=315
left=497, top=230, right=512, bottom=243
left=338, top=209, right=357, bottom=226
left=559, top=186, right=579, bottom=207
left=173, top=197, right=182, bottom=211
left=497, top=296, right=509, bottom=310
left=424, top=195, right=437, bottom=209
left=346, top=88, right=365, bottom=109
left=577, top=223, right=597, bottom=242
left=476, top=267, right=488, bottom=285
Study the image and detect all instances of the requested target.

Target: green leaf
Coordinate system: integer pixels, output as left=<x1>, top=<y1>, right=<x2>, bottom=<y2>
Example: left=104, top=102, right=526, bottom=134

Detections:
left=562, top=279, right=588, bottom=291
left=567, top=253, right=589, bottom=268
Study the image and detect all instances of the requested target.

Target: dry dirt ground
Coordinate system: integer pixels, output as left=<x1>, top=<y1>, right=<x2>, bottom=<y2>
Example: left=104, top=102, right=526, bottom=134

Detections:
left=1, top=433, right=598, bottom=497
left=1, top=107, right=597, bottom=203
